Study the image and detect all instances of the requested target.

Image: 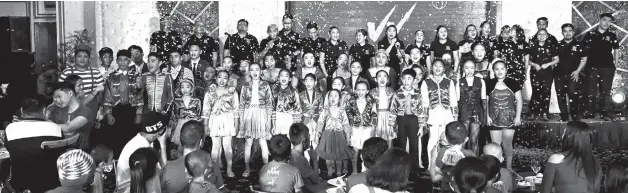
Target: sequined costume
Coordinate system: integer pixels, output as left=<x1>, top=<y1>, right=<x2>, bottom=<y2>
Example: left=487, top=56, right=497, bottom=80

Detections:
left=299, top=89, right=324, bottom=142
left=271, top=85, right=301, bottom=135
left=202, top=84, right=239, bottom=137
left=422, top=76, right=458, bottom=126
left=315, top=108, right=355, bottom=160
left=458, top=77, right=485, bottom=124
left=369, top=87, right=398, bottom=141
left=140, top=72, right=174, bottom=114
left=237, top=80, right=273, bottom=140
left=169, top=97, right=202, bottom=145
left=345, top=95, right=377, bottom=149
left=486, top=78, right=521, bottom=128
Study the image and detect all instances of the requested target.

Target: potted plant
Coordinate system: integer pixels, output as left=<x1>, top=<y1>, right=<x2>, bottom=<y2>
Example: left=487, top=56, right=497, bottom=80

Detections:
left=57, top=29, right=91, bottom=71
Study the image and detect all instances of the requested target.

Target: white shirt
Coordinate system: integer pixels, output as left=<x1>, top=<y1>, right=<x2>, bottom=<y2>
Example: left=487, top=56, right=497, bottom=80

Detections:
left=116, top=134, right=151, bottom=186
left=6, top=121, right=62, bottom=141
left=170, top=65, right=182, bottom=79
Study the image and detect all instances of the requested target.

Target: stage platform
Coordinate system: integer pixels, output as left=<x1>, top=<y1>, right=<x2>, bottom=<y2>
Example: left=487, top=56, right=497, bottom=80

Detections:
left=514, top=119, right=628, bottom=150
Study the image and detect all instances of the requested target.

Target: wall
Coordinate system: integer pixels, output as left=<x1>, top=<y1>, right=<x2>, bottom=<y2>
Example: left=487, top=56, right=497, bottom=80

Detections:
left=289, top=1, right=488, bottom=44
left=0, top=2, right=28, bottom=16
left=219, top=1, right=286, bottom=45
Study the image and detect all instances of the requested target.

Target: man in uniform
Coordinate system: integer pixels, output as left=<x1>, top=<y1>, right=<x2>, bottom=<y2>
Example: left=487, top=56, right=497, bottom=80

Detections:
left=224, top=19, right=259, bottom=64
left=555, top=23, right=587, bottom=121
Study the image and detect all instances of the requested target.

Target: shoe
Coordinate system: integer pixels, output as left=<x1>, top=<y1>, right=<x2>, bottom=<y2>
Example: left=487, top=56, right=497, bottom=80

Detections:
left=542, top=114, right=550, bottom=121
left=571, top=115, right=581, bottom=121
left=242, top=169, right=250, bottom=178
left=528, top=115, right=536, bottom=121
left=560, top=114, right=569, bottom=122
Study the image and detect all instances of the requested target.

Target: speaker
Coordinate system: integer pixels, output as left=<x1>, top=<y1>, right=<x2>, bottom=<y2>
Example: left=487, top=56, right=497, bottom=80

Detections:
left=0, top=17, right=31, bottom=52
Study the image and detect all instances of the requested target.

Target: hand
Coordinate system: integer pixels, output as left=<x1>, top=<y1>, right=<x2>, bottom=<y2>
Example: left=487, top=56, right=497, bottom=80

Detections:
left=418, top=126, right=424, bottom=136
left=533, top=64, right=542, bottom=71
left=267, top=41, right=275, bottom=48
left=390, top=38, right=397, bottom=45
left=487, top=116, right=492, bottom=126
left=514, top=117, right=522, bottom=126
left=570, top=70, right=581, bottom=81
left=107, top=114, right=115, bottom=125
left=135, top=115, right=142, bottom=125
left=541, top=63, right=549, bottom=69
left=95, top=85, right=105, bottom=93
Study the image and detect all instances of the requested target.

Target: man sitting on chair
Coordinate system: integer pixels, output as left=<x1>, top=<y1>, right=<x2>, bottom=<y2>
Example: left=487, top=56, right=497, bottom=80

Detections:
left=5, top=95, right=65, bottom=193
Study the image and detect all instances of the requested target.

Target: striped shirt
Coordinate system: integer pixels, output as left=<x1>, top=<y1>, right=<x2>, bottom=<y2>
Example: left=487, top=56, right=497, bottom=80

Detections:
left=59, top=66, right=105, bottom=93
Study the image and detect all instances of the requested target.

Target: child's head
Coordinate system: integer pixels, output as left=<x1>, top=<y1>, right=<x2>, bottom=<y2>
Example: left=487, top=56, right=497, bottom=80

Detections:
left=479, top=155, right=502, bottom=184
left=472, top=42, right=487, bottom=61
left=57, top=149, right=95, bottom=187
left=289, top=123, right=310, bottom=149
left=436, top=25, right=449, bottom=40
left=432, top=59, right=445, bottom=76
left=116, top=49, right=132, bottom=70
left=222, top=56, right=234, bottom=69
left=361, top=137, right=388, bottom=169
left=303, top=52, right=316, bottom=67
left=411, top=65, right=426, bottom=81
left=453, top=157, right=490, bottom=193
left=215, top=70, right=229, bottom=87
left=179, top=79, right=194, bottom=96
left=239, top=60, right=250, bottom=75
left=375, top=50, right=389, bottom=67
left=410, top=47, right=422, bottom=62
left=129, top=148, right=159, bottom=193
left=350, top=61, right=362, bottom=76
left=492, top=61, right=507, bottom=79
left=99, top=47, right=114, bottom=66
left=327, top=89, right=341, bottom=106
left=267, top=24, right=279, bottom=38
left=279, top=68, right=291, bottom=86
left=303, top=73, right=317, bottom=90
left=483, top=142, right=504, bottom=162
left=376, top=70, right=389, bottom=87
left=462, top=60, right=476, bottom=78
left=331, top=77, right=346, bottom=90
left=355, top=81, right=369, bottom=98
left=249, top=63, right=261, bottom=80
left=188, top=44, right=201, bottom=60
left=203, top=66, right=216, bottom=81
left=185, top=150, right=213, bottom=179
left=91, top=144, right=114, bottom=171
left=64, top=75, right=83, bottom=95
left=337, top=53, right=349, bottom=69
left=169, top=49, right=183, bottom=66
left=441, top=52, right=453, bottom=66
left=264, top=54, right=276, bottom=69
left=445, top=121, right=468, bottom=145
left=147, top=52, right=161, bottom=73
left=269, top=134, right=291, bottom=162
left=401, top=69, right=416, bottom=88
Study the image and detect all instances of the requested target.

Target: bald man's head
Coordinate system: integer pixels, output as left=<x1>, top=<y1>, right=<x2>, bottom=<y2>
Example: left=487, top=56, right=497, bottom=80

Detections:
left=185, top=150, right=213, bottom=177
left=483, top=143, right=504, bottom=162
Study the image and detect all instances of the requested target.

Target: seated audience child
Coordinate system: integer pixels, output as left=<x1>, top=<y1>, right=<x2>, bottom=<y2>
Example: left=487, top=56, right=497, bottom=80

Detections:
left=430, top=121, right=475, bottom=192
left=606, top=159, right=628, bottom=193
left=346, top=137, right=389, bottom=190
left=348, top=148, right=411, bottom=193
left=480, top=155, right=505, bottom=193
left=288, top=123, right=331, bottom=193
left=452, top=157, right=491, bottom=193
left=483, top=142, right=513, bottom=193
left=48, top=149, right=95, bottom=193
left=259, top=135, right=304, bottom=193
left=116, top=148, right=161, bottom=193
left=184, top=150, right=222, bottom=193
left=91, top=145, right=114, bottom=193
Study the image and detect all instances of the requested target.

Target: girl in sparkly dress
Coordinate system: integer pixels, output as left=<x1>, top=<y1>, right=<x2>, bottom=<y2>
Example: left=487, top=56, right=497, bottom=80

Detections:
left=299, top=73, right=324, bottom=171
left=456, top=60, right=487, bottom=155
left=169, top=78, right=202, bottom=153
left=369, top=70, right=398, bottom=148
left=315, top=89, right=354, bottom=177
left=486, top=61, right=523, bottom=169
left=272, top=68, right=301, bottom=136
left=421, top=59, right=458, bottom=167
left=237, top=63, right=272, bottom=177
left=346, top=81, right=377, bottom=173
left=202, top=70, right=239, bottom=177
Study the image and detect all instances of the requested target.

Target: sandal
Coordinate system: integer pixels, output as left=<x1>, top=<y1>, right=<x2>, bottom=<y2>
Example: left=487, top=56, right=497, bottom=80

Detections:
left=227, top=168, right=235, bottom=178
left=242, top=169, right=250, bottom=177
